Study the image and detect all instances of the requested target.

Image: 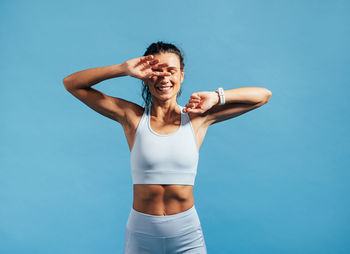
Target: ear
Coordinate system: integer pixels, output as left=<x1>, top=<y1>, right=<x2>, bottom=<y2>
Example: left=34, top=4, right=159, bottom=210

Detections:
left=180, top=69, right=185, bottom=83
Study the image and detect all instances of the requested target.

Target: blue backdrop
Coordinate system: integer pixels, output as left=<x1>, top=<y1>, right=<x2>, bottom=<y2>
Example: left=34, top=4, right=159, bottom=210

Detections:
left=1, top=0, right=349, bottom=253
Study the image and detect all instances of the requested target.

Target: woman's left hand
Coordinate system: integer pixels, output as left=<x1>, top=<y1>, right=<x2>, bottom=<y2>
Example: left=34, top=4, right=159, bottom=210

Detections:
left=183, top=91, right=219, bottom=114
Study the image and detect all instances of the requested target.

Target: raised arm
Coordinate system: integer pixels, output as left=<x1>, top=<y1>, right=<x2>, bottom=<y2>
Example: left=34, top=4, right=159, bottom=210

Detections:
left=183, top=87, right=272, bottom=125
left=62, top=55, right=171, bottom=124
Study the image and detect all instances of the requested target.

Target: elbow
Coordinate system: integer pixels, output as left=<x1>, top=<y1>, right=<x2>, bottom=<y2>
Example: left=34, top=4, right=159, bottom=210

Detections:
left=263, top=89, right=272, bottom=104
left=62, top=76, right=72, bottom=90
left=255, top=88, right=272, bottom=105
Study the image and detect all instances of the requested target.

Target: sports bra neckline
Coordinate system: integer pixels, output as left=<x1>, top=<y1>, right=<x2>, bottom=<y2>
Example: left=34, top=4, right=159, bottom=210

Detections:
left=147, top=104, right=183, bottom=137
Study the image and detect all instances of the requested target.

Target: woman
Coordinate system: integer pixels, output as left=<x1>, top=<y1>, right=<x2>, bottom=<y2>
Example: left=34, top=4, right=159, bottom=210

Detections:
left=63, top=41, right=272, bottom=253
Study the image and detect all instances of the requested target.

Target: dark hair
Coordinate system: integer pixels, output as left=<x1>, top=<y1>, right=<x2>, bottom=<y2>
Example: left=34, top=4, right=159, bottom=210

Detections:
left=141, top=41, right=185, bottom=107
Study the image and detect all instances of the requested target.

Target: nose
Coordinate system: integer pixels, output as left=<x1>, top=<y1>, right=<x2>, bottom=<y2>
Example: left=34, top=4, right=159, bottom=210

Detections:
left=159, top=75, right=171, bottom=84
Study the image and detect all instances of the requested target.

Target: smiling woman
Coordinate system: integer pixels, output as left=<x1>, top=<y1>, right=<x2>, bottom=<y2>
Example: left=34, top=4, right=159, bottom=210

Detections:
left=140, top=42, right=185, bottom=108
left=143, top=53, right=183, bottom=103
left=62, top=41, right=271, bottom=254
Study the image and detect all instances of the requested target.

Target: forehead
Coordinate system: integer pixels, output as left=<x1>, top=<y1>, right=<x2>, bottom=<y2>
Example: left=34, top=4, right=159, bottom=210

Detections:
left=153, top=53, right=181, bottom=69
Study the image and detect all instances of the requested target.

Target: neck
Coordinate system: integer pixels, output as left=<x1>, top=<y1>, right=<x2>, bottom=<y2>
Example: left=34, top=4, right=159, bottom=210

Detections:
left=150, top=99, right=181, bottom=121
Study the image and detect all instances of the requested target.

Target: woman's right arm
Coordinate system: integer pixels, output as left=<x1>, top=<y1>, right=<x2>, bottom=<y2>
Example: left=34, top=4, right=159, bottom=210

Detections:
left=62, top=55, right=170, bottom=124
left=63, top=63, right=131, bottom=124
left=63, top=63, right=128, bottom=90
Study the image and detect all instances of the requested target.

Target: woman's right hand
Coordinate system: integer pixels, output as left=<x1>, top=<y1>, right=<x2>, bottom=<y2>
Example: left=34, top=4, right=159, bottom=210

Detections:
left=123, top=55, right=171, bottom=81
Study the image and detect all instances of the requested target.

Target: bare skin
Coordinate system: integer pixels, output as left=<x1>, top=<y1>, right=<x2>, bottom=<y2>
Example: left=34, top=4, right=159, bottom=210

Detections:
left=121, top=53, right=210, bottom=216
left=63, top=52, right=271, bottom=216
left=123, top=103, right=209, bottom=216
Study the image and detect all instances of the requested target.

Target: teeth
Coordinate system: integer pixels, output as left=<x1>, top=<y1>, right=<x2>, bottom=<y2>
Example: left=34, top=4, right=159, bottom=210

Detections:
left=157, top=86, right=173, bottom=91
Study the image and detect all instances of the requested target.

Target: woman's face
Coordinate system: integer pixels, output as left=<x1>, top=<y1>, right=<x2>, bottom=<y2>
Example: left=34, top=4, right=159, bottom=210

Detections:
left=146, top=52, right=184, bottom=102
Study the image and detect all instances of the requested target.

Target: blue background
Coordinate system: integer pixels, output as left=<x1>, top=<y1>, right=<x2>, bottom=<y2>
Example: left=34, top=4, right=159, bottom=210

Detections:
left=1, top=0, right=349, bottom=253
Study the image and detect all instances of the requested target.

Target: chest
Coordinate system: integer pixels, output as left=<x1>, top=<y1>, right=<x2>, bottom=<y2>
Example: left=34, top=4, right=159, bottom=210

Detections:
left=124, top=110, right=209, bottom=153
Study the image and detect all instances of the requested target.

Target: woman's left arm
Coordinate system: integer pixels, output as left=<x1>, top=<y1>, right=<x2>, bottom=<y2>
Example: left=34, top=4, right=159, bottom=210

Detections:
left=183, top=87, right=272, bottom=125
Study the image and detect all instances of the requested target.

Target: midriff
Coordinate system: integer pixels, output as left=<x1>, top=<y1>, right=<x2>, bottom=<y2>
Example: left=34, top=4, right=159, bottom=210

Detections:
left=133, top=184, right=194, bottom=216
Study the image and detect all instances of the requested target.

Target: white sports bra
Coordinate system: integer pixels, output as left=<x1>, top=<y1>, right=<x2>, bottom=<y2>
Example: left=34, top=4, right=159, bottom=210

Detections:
left=130, top=104, right=199, bottom=185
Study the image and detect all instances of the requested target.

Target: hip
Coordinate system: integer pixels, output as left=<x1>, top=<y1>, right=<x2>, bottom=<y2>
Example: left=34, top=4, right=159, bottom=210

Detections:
left=124, top=205, right=207, bottom=253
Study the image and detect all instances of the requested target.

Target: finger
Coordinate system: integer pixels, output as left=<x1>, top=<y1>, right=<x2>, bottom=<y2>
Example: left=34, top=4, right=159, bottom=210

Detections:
left=186, top=108, right=203, bottom=114
left=135, top=55, right=154, bottom=69
left=143, top=55, right=154, bottom=61
left=138, top=55, right=154, bottom=64
left=149, top=59, right=160, bottom=65
left=187, top=100, right=200, bottom=106
left=155, top=63, right=169, bottom=68
left=190, top=94, right=201, bottom=99
left=140, top=61, right=159, bottom=72
left=185, top=102, right=196, bottom=108
left=151, top=63, right=169, bottom=73
left=153, top=72, right=171, bottom=76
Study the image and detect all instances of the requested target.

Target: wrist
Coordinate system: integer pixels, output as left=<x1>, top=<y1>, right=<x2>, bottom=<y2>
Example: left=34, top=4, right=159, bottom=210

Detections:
left=214, top=91, right=220, bottom=105
left=119, top=62, right=130, bottom=77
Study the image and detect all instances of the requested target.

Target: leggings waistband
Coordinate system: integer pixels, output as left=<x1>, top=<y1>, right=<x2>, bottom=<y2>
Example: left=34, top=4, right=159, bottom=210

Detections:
left=126, top=205, right=201, bottom=237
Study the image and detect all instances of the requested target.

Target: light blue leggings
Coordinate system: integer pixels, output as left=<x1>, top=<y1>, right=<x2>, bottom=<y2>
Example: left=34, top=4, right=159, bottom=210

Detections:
left=123, top=205, right=207, bottom=253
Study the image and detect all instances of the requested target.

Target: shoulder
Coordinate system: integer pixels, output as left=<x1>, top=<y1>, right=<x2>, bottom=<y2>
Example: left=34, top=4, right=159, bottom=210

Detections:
left=121, top=102, right=146, bottom=129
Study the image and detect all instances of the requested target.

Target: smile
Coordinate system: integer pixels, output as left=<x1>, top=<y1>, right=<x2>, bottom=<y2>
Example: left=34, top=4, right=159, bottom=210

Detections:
left=156, top=86, right=173, bottom=93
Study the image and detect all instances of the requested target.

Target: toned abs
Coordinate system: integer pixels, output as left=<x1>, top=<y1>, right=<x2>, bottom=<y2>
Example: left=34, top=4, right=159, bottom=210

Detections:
left=133, top=184, right=194, bottom=216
